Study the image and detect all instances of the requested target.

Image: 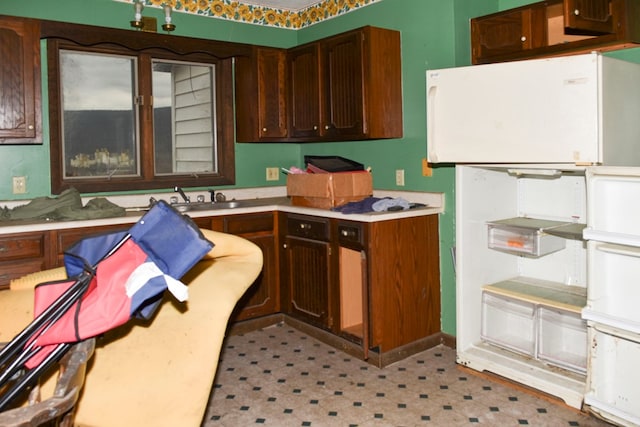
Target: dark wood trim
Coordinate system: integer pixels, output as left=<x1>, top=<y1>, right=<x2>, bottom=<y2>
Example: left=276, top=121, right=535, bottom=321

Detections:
left=38, top=17, right=253, bottom=59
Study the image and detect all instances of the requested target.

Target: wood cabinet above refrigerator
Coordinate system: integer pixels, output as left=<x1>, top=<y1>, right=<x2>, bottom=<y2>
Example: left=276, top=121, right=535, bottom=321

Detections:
left=471, top=0, right=640, bottom=65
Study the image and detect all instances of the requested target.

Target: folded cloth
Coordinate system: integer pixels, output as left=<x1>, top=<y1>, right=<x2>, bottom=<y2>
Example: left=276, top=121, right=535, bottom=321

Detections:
left=0, top=188, right=126, bottom=221
left=372, top=197, right=411, bottom=212
left=52, top=197, right=125, bottom=220
left=0, top=188, right=82, bottom=221
left=331, top=197, right=383, bottom=214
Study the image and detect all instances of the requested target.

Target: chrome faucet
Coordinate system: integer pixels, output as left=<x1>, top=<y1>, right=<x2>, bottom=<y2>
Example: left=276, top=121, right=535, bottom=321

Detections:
left=174, top=186, right=190, bottom=203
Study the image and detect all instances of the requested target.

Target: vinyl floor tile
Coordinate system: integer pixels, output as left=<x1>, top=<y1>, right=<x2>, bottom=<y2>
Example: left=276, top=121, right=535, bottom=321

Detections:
left=203, top=323, right=612, bottom=427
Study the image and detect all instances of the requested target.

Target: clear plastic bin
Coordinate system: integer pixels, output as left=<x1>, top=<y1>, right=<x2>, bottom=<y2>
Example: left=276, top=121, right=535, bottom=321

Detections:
left=487, top=217, right=566, bottom=257
left=537, top=306, right=587, bottom=374
left=481, top=292, right=536, bottom=356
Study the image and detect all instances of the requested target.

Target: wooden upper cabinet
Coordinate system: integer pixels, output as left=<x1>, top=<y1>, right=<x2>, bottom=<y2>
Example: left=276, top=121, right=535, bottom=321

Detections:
left=471, top=6, right=547, bottom=61
left=320, top=30, right=365, bottom=139
left=236, top=26, right=403, bottom=142
left=320, top=26, right=403, bottom=140
left=235, top=46, right=288, bottom=142
left=0, top=16, right=41, bottom=143
left=288, top=43, right=321, bottom=139
left=564, top=0, right=614, bottom=34
left=472, top=0, right=640, bottom=64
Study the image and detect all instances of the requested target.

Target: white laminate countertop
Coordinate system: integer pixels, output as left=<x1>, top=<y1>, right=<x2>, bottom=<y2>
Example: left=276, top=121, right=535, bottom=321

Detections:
left=0, top=187, right=444, bottom=235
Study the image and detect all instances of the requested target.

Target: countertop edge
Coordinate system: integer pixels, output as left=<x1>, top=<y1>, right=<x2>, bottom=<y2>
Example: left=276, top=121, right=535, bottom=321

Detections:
left=0, top=188, right=444, bottom=235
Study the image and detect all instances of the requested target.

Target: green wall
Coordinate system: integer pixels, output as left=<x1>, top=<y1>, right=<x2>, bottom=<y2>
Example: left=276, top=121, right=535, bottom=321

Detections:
left=0, top=0, right=508, bottom=336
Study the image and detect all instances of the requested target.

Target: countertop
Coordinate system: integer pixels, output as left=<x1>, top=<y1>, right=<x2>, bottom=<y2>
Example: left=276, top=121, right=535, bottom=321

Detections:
left=0, top=187, right=444, bottom=235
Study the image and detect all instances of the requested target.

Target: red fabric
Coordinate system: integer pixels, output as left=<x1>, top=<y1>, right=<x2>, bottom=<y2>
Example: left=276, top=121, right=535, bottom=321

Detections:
left=25, top=240, right=148, bottom=368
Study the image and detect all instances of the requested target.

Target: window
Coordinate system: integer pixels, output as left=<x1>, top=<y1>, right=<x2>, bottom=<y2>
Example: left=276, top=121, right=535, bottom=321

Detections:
left=48, top=38, right=235, bottom=194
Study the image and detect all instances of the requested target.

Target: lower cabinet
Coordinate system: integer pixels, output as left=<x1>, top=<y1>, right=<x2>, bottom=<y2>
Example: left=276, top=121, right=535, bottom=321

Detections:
left=281, top=213, right=333, bottom=330
left=1, top=209, right=441, bottom=366
left=280, top=212, right=441, bottom=363
left=0, top=231, right=49, bottom=289
left=211, top=212, right=279, bottom=322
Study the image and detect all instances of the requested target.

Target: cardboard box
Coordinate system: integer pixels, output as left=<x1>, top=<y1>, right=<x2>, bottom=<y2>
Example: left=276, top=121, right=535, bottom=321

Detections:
left=287, top=172, right=373, bottom=209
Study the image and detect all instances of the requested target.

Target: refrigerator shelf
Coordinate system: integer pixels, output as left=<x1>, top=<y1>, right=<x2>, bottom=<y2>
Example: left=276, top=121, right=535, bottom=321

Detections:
left=483, top=276, right=586, bottom=313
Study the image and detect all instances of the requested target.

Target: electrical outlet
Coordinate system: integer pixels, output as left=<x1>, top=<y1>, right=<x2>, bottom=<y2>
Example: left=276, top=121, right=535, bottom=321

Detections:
left=395, top=169, right=405, bottom=186
left=266, top=167, right=279, bottom=181
left=12, top=176, right=26, bottom=194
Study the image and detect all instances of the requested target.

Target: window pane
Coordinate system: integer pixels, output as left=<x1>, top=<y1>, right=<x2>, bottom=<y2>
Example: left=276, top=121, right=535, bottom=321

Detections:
left=60, top=50, right=139, bottom=179
left=152, top=60, right=217, bottom=175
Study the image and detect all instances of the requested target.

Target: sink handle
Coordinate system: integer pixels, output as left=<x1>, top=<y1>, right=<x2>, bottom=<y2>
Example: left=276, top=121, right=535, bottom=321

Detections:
left=208, top=189, right=226, bottom=203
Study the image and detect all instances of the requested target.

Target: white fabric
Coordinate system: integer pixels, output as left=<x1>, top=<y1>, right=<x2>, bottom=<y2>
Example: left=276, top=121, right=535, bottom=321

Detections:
left=124, top=262, right=189, bottom=302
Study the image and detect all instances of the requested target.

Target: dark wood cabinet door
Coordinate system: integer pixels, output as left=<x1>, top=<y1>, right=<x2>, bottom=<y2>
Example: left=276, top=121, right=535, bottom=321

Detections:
left=0, top=17, right=41, bottom=143
left=564, top=0, right=614, bottom=34
left=471, top=8, right=544, bottom=63
left=235, top=47, right=287, bottom=142
left=232, top=233, right=278, bottom=321
left=211, top=212, right=279, bottom=321
left=320, top=31, right=365, bottom=139
left=257, top=48, right=288, bottom=139
left=283, top=235, right=332, bottom=330
left=288, top=44, right=321, bottom=139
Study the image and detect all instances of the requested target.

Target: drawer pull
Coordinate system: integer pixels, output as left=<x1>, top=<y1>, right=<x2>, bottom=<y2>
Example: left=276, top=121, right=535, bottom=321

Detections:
left=0, top=245, right=7, bottom=253
left=299, top=223, right=311, bottom=230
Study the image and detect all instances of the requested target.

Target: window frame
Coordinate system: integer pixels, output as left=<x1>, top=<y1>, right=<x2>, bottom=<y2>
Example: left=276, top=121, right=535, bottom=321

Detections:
left=47, top=38, right=236, bottom=194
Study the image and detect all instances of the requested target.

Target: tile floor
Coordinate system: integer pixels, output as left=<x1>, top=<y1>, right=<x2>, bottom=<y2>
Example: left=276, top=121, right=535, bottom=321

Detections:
left=203, top=323, right=612, bottom=426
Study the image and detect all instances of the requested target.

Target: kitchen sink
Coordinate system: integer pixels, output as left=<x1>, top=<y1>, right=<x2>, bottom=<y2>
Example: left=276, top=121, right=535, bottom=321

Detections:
left=170, top=200, right=249, bottom=212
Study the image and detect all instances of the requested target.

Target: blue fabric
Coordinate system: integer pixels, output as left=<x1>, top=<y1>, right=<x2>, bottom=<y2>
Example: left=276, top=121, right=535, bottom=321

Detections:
left=331, top=197, right=412, bottom=214
left=64, top=231, right=129, bottom=277
left=128, top=201, right=214, bottom=279
left=331, top=197, right=383, bottom=214
left=372, top=197, right=411, bottom=212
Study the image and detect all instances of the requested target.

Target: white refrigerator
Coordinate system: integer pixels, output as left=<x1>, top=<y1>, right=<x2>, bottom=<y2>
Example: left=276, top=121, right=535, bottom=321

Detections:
left=427, top=52, right=640, bottom=421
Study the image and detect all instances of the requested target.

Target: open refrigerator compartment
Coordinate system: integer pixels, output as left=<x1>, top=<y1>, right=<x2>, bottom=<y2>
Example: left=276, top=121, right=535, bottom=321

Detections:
left=584, top=326, right=640, bottom=426
left=457, top=166, right=589, bottom=408
left=584, top=240, right=640, bottom=333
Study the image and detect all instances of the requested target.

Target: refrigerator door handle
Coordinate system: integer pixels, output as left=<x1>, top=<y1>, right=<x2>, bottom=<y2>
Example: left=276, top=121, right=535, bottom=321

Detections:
left=426, top=84, right=438, bottom=163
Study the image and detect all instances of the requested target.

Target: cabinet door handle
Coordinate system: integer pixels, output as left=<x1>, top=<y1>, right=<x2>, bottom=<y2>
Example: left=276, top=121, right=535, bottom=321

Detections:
left=520, top=36, right=527, bottom=42
left=0, top=245, right=7, bottom=253
left=283, top=243, right=287, bottom=249
left=574, top=9, right=580, bottom=16
left=262, top=127, right=268, bottom=132
left=313, top=125, right=318, bottom=130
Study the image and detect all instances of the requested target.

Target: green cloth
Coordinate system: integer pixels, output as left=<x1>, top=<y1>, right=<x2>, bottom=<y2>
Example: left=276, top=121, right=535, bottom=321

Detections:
left=0, top=188, right=126, bottom=221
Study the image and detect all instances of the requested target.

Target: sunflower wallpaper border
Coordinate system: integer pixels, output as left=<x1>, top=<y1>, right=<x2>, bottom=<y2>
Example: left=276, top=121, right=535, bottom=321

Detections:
left=120, top=0, right=380, bottom=29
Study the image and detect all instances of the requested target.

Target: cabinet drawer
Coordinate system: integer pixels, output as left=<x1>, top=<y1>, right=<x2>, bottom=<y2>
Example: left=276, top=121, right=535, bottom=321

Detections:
left=54, top=225, right=131, bottom=266
left=337, top=222, right=364, bottom=247
left=286, top=215, right=329, bottom=240
left=224, top=213, right=274, bottom=235
left=0, top=259, right=47, bottom=289
left=0, top=233, right=46, bottom=261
